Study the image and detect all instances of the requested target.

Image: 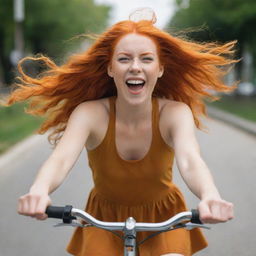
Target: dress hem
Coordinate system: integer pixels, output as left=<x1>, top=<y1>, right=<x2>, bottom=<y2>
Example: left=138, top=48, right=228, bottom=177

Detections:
left=66, top=242, right=208, bottom=256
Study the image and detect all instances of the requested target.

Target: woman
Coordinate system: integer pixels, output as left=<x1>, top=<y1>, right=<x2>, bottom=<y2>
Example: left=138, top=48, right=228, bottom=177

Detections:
left=5, top=10, right=236, bottom=256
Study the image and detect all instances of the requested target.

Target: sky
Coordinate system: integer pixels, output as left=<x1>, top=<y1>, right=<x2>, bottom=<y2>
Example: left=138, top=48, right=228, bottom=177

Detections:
left=95, top=0, right=176, bottom=29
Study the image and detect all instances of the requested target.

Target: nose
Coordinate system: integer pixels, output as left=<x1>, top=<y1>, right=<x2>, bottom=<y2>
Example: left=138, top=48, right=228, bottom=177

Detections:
left=129, top=58, right=142, bottom=73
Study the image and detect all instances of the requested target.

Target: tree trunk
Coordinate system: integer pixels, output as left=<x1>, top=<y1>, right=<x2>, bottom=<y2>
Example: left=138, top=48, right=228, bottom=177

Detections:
left=241, top=42, right=253, bottom=83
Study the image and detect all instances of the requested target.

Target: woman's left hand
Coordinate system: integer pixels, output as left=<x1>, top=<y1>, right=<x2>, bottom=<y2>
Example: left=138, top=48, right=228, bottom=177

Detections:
left=198, top=197, right=234, bottom=224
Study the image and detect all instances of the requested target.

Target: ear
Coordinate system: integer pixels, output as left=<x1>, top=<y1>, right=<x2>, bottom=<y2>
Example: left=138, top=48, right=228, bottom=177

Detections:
left=107, top=65, right=113, bottom=78
left=158, top=65, right=164, bottom=78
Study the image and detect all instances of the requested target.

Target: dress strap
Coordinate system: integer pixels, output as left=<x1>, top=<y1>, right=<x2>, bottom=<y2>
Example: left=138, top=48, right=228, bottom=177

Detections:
left=152, top=97, right=174, bottom=152
left=107, top=96, right=116, bottom=140
left=152, top=97, right=159, bottom=139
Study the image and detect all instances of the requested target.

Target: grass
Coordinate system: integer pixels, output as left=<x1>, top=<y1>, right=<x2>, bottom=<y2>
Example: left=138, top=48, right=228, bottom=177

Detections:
left=0, top=102, right=43, bottom=154
left=208, top=94, right=256, bottom=122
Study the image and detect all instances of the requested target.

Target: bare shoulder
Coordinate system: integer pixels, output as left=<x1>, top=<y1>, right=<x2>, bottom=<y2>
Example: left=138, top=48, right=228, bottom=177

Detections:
left=69, top=97, right=110, bottom=150
left=71, top=97, right=109, bottom=123
left=158, top=98, right=195, bottom=147
left=158, top=98, right=192, bottom=122
left=74, top=97, right=108, bottom=112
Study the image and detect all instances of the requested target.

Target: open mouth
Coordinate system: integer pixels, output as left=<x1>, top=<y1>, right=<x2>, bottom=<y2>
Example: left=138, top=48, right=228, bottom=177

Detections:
left=125, top=80, right=146, bottom=94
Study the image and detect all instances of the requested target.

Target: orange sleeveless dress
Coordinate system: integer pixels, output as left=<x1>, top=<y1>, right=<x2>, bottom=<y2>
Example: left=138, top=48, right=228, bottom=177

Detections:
left=66, top=96, right=208, bottom=256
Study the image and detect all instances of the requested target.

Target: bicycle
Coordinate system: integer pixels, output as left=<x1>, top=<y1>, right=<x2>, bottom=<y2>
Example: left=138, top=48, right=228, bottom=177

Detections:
left=46, top=205, right=210, bottom=256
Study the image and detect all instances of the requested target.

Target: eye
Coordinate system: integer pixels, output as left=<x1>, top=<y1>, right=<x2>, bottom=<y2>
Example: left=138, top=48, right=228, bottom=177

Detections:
left=118, top=57, right=129, bottom=61
left=143, top=57, right=154, bottom=61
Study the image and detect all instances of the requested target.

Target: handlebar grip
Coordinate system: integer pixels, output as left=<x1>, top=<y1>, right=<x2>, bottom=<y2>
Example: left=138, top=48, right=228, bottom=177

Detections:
left=191, top=209, right=202, bottom=224
left=46, top=205, right=75, bottom=223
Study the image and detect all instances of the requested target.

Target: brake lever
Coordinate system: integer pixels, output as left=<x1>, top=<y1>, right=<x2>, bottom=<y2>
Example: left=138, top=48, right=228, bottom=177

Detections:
left=53, top=222, right=93, bottom=228
left=184, top=222, right=210, bottom=230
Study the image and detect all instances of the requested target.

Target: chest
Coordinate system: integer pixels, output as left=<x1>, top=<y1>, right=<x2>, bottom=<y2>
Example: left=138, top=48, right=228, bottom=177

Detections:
left=86, top=98, right=172, bottom=161
left=115, top=122, right=152, bottom=160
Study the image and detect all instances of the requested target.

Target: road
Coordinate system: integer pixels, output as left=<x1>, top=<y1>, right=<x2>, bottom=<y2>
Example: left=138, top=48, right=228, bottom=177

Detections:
left=0, top=116, right=255, bottom=256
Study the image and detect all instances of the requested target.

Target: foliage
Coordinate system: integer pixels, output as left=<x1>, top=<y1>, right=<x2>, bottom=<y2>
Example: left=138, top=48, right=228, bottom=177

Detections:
left=170, top=0, right=256, bottom=43
left=168, top=0, right=256, bottom=82
left=0, top=0, right=111, bottom=84
left=24, top=0, right=111, bottom=59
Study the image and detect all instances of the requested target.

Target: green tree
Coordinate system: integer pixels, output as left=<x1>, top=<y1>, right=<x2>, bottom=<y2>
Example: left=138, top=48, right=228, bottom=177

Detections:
left=170, top=0, right=256, bottom=42
left=168, top=0, right=256, bottom=81
left=24, top=0, right=111, bottom=59
left=0, top=0, right=111, bottom=86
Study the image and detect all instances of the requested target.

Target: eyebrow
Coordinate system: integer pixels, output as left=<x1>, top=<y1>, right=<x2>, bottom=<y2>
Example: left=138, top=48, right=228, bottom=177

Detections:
left=117, top=52, right=155, bottom=56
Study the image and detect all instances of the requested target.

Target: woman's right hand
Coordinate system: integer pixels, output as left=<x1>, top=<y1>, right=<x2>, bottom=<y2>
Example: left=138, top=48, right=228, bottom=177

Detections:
left=17, top=189, right=52, bottom=220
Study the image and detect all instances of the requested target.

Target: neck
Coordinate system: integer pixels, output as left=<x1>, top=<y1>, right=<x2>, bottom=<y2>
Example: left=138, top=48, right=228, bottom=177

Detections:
left=115, top=96, right=152, bottom=127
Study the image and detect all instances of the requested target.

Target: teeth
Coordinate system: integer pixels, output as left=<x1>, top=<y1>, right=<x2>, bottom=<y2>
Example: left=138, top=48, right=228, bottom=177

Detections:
left=126, top=80, right=145, bottom=85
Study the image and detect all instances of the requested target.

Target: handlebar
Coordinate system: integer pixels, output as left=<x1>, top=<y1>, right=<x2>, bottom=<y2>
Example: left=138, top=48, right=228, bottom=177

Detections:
left=46, top=205, right=206, bottom=232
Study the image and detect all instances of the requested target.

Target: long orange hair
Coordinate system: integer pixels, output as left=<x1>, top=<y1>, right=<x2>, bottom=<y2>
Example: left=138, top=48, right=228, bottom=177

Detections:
left=2, top=15, right=238, bottom=145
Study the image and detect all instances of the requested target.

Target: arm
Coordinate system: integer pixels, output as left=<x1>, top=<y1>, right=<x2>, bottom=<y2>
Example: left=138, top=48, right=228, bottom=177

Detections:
left=18, top=101, right=95, bottom=220
left=165, top=102, right=234, bottom=224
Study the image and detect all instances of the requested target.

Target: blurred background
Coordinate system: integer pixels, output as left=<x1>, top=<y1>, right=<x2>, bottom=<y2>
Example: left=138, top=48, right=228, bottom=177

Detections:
left=0, top=0, right=256, bottom=153
left=0, top=1, right=256, bottom=255
left=0, top=0, right=256, bottom=154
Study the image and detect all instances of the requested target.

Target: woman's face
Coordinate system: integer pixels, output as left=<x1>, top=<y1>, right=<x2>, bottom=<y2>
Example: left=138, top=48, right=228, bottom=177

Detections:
left=108, top=33, right=164, bottom=104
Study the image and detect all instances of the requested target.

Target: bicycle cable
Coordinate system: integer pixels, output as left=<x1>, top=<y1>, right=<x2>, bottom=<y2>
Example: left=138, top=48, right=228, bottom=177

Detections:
left=137, top=224, right=186, bottom=246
